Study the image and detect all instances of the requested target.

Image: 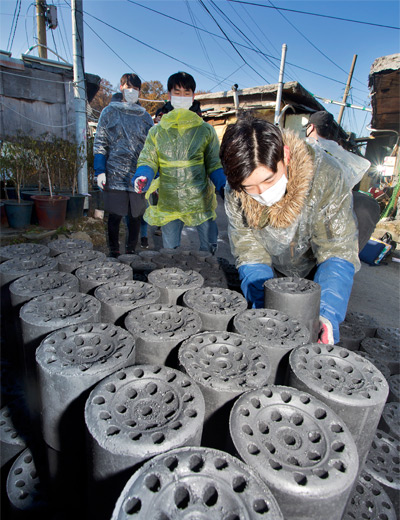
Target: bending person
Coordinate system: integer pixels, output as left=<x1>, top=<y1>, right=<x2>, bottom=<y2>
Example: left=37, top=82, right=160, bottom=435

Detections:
left=305, top=110, right=380, bottom=250
left=220, top=114, right=361, bottom=344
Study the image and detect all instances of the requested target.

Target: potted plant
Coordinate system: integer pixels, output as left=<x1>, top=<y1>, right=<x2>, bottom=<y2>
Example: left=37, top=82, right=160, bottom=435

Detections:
left=0, top=135, right=36, bottom=228
left=31, top=134, right=69, bottom=230
left=55, top=136, right=87, bottom=219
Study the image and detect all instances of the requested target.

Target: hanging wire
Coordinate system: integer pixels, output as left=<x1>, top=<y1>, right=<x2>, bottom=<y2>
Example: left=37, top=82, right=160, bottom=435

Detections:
left=209, top=63, right=246, bottom=90
left=127, top=0, right=368, bottom=94
left=24, top=2, right=35, bottom=49
left=51, top=28, right=59, bottom=59
left=57, top=0, right=73, bottom=62
left=227, top=0, right=400, bottom=31
left=77, top=3, right=233, bottom=84
left=209, top=0, right=279, bottom=79
left=229, top=1, right=299, bottom=82
left=7, top=0, right=22, bottom=52
left=185, top=0, right=218, bottom=80
left=198, top=0, right=270, bottom=83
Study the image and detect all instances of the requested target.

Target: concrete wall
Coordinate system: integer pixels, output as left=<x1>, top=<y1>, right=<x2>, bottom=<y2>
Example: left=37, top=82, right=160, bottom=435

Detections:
left=0, top=54, right=76, bottom=141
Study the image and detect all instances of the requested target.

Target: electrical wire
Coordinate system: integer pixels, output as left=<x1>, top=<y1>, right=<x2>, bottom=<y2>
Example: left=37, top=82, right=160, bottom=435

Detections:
left=185, top=0, right=217, bottom=80
left=266, top=0, right=354, bottom=79
left=209, top=0, right=279, bottom=80
left=226, top=0, right=296, bottom=81
left=227, top=0, right=400, bottom=31
left=57, top=0, right=72, bottom=62
left=185, top=4, right=251, bottom=88
left=0, top=99, right=76, bottom=127
left=209, top=63, right=246, bottom=90
left=127, top=0, right=368, bottom=94
left=7, top=0, right=22, bottom=53
left=24, top=2, right=35, bottom=50
left=51, top=28, right=59, bottom=59
left=232, top=1, right=300, bottom=83
left=79, top=5, right=233, bottom=84
left=0, top=69, right=74, bottom=84
left=198, top=0, right=270, bottom=84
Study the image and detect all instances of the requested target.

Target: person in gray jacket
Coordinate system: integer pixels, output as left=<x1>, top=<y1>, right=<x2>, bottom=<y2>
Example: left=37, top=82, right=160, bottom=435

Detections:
left=94, top=73, right=153, bottom=257
left=220, top=114, right=360, bottom=344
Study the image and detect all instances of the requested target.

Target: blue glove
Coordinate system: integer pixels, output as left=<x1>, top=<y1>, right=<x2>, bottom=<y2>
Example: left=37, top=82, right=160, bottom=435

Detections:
left=238, top=263, right=274, bottom=308
left=94, top=154, right=107, bottom=177
left=132, top=165, right=156, bottom=193
left=314, top=257, right=355, bottom=344
left=210, top=168, right=226, bottom=199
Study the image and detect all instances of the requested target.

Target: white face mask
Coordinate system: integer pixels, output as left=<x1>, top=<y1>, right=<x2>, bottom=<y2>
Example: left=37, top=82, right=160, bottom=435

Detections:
left=170, top=95, right=193, bottom=110
left=124, top=88, right=139, bottom=104
left=249, top=174, right=288, bottom=207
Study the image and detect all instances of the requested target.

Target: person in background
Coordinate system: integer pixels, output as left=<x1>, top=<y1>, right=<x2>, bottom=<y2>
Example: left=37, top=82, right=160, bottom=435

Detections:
left=220, top=114, right=361, bottom=344
left=305, top=110, right=380, bottom=251
left=131, top=71, right=226, bottom=254
left=93, top=73, right=153, bottom=257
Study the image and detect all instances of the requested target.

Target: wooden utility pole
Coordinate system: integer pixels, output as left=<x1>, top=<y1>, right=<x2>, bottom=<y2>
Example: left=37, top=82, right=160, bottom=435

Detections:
left=337, top=54, right=357, bottom=126
left=36, top=1, right=47, bottom=58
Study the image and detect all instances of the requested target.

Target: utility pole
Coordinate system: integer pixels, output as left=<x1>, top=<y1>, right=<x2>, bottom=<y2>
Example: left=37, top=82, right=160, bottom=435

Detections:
left=274, top=44, right=287, bottom=125
left=36, top=1, right=47, bottom=58
left=71, top=0, right=88, bottom=199
left=337, top=54, right=357, bottom=126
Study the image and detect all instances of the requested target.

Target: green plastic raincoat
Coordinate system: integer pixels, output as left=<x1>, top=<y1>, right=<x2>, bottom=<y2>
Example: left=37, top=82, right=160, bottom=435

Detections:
left=137, top=109, right=222, bottom=226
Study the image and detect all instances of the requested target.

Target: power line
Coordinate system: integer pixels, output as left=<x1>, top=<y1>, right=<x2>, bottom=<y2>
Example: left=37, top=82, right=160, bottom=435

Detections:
left=81, top=6, right=233, bottom=84
left=209, top=63, right=245, bottom=90
left=185, top=0, right=217, bottom=80
left=227, top=0, right=400, bottom=31
left=198, top=0, right=270, bottom=84
left=266, top=0, right=355, bottom=81
left=209, top=0, right=279, bottom=80
left=57, top=0, right=72, bottom=62
left=127, top=0, right=368, bottom=94
left=227, top=0, right=298, bottom=82
left=7, top=0, right=22, bottom=52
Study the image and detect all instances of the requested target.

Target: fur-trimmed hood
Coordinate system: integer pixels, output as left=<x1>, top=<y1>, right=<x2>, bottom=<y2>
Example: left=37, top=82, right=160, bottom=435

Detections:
left=234, top=130, right=314, bottom=229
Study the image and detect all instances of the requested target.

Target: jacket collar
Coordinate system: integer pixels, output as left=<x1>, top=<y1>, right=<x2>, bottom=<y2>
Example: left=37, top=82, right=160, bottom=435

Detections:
left=235, top=130, right=314, bottom=229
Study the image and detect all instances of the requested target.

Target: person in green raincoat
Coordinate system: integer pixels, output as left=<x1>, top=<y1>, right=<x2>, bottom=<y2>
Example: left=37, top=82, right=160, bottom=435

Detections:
left=132, top=72, right=226, bottom=254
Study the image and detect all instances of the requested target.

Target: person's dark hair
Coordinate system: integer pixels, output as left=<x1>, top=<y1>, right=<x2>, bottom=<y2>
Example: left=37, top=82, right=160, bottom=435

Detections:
left=220, top=114, right=285, bottom=191
left=120, top=73, right=141, bottom=90
left=308, top=111, right=334, bottom=139
left=167, top=71, right=196, bottom=93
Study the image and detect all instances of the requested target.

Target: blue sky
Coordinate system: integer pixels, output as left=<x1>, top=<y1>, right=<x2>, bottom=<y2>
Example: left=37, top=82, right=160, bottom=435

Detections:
left=1, top=0, right=399, bottom=137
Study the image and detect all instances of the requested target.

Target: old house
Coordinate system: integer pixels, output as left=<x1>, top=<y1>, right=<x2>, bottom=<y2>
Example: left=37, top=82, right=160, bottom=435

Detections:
left=0, top=50, right=100, bottom=141
left=195, top=80, right=349, bottom=143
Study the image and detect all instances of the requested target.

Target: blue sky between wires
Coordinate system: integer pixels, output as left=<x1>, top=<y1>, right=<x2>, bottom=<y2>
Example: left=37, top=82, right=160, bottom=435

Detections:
left=1, top=0, right=399, bottom=137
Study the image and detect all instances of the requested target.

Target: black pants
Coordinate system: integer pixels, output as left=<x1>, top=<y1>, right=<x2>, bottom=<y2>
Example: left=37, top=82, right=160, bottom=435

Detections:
left=352, top=191, right=380, bottom=252
left=108, top=213, right=141, bottom=254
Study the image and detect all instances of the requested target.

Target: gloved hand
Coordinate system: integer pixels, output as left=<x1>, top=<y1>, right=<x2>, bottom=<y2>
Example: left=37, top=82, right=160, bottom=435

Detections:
left=318, top=316, right=334, bottom=344
left=210, top=168, right=226, bottom=199
left=97, top=173, right=106, bottom=190
left=314, top=257, right=355, bottom=343
left=238, top=263, right=274, bottom=308
left=132, top=166, right=156, bottom=194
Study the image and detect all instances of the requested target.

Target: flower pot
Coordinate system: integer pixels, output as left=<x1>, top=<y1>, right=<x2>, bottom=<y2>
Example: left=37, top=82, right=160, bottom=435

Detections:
left=21, top=190, right=50, bottom=225
left=60, top=193, right=85, bottom=220
left=5, top=187, right=17, bottom=200
left=3, top=200, right=34, bottom=229
left=0, top=202, right=8, bottom=226
left=31, top=195, right=69, bottom=230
